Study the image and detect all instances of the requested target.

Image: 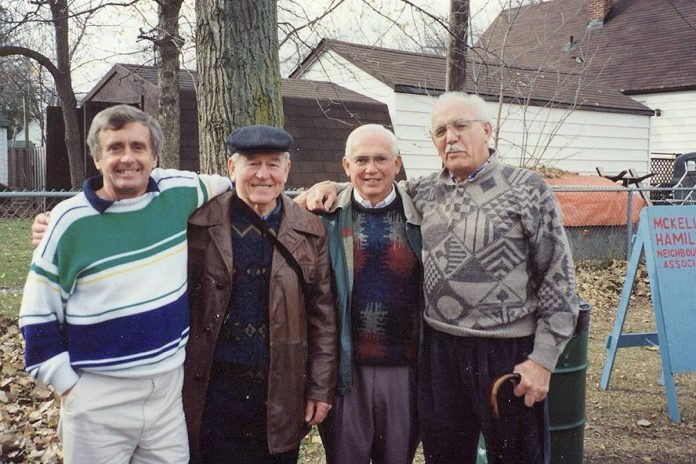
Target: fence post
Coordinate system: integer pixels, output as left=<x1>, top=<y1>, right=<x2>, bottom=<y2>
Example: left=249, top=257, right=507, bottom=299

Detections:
left=626, top=188, right=634, bottom=260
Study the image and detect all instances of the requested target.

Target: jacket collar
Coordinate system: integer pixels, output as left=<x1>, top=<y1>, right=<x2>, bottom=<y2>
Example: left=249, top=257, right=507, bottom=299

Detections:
left=188, top=192, right=325, bottom=236
left=188, top=191, right=234, bottom=226
left=333, top=183, right=421, bottom=226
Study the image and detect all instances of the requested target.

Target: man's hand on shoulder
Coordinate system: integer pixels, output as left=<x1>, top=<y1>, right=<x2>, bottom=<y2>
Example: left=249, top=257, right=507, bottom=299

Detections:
left=31, top=212, right=51, bottom=247
left=294, top=181, right=337, bottom=212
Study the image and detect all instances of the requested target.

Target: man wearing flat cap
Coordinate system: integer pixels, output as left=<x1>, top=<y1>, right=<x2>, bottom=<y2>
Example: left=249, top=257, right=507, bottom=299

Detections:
left=183, top=125, right=338, bottom=463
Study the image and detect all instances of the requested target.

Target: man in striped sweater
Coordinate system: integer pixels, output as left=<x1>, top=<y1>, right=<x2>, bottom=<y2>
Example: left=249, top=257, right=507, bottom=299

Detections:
left=19, top=105, right=230, bottom=463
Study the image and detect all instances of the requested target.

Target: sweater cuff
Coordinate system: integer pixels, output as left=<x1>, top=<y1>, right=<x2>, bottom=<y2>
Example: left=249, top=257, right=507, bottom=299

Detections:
left=50, top=357, right=80, bottom=395
left=332, top=182, right=350, bottom=194
left=307, top=388, right=335, bottom=405
left=528, top=342, right=561, bottom=372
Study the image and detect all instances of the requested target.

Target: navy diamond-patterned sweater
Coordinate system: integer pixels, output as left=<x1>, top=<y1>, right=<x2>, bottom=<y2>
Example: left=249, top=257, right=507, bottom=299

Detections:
left=405, top=154, right=579, bottom=371
left=213, top=197, right=282, bottom=379
left=350, top=196, right=420, bottom=366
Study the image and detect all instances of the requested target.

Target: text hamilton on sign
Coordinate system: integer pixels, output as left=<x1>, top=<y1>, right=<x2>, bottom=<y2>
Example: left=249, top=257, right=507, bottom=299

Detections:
left=652, top=215, right=696, bottom=268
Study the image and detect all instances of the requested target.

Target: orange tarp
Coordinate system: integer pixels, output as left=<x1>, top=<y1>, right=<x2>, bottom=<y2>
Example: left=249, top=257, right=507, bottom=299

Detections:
left=545, top=176, right=647, bottom=227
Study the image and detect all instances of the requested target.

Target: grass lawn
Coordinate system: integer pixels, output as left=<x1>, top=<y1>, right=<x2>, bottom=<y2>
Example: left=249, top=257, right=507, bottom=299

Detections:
left=0, top=218, right=33, bottom=319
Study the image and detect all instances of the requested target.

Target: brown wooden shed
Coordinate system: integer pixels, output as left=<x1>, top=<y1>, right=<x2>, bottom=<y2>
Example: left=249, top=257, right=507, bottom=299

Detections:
left=45, top=64, right=397, bottom=190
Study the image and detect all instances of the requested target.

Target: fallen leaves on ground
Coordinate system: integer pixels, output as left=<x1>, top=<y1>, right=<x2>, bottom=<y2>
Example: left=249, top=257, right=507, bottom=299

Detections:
left=0, top=315, right=62, bottom=464
left=577, top=259, right=696, bottom=463
left=533, top=165, right=578, bottom=179
left=2, top=261, right=695, bottom=463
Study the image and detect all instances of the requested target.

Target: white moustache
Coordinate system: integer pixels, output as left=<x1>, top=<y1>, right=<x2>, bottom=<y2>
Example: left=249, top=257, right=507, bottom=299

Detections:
left=446, top=145, right=465, bottom=154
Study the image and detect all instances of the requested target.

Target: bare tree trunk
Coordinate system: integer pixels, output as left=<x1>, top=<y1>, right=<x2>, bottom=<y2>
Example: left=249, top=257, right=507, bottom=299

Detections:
left=50, top=0, right=84, bottom=188
left=446, top=0, right=468, bottom=91
left=195, top=0, right=284, bottom=174
left=156, top=0, right=184, bottom=169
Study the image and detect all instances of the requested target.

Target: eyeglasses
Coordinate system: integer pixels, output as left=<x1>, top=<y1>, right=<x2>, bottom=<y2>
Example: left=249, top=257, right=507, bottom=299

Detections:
left=349, top=155, right=396, bottom=167
left=431, top=119, right=481, bottom=141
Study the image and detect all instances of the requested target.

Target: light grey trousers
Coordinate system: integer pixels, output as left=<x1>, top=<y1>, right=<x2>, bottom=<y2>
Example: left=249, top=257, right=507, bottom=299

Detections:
left=59, top=365, right=189, bottom=464
left=319, top=365, right=419, bottom=464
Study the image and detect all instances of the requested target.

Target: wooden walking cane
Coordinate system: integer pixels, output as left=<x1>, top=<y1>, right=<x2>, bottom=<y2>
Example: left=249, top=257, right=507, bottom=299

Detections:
left=488, top=373, right=522, bottom=462
left=489, top=373, right=521, bottom=420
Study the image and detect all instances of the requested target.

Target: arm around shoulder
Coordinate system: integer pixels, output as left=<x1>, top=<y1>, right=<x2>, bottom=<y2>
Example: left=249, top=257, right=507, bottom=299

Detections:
left=298, top=181, right=350, bottom=212
left=196, top=172, right=233, bottom=203
left=31, top=212, right=51, bottom=247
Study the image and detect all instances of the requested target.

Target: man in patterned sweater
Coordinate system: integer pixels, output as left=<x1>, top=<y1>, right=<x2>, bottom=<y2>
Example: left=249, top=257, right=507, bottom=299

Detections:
left=19, top=105, right=231, bottom=463
left=310, top=125, right=422, bottom=464
left=304, top=92, right=579, bottom=464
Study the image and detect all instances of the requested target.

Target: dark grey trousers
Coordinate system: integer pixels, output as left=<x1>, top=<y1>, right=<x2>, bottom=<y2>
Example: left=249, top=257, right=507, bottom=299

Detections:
left=418, top=328, right=550, bottom=464
left=319, top=365, right=420, bottom=464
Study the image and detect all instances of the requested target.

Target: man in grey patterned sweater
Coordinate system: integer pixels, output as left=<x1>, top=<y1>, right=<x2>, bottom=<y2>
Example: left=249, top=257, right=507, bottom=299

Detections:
left=304, top=92, right=579, bottom=464
left=412, top=91, right=579, bottom=464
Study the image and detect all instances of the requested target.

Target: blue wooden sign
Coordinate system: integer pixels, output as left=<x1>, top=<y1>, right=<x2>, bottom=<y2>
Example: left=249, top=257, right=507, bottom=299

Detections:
left=600, top=205, right=696, bottom=423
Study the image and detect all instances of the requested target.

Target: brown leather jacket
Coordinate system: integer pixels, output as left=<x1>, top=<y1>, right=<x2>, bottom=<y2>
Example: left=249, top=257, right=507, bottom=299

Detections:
left=183, top=193, right=337, bottom=458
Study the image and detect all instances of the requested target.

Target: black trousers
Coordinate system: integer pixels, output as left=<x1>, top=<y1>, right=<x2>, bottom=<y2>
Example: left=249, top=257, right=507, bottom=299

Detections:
left=418, top=328, right=550, bottom=464
left=199, top=363, right=299, bottom=464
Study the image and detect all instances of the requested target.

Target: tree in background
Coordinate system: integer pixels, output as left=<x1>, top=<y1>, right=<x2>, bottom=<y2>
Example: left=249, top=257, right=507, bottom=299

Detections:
left=0, top=8, right=42, bottom=140
left=0, top=0, right=85, bottom=188
left=0, top=56, right=52, bottom=143
left=446, top=0, right=468, bottom=90
left=140, top=0, right=185, bottom=169
left=0, top=0, right=155, bottom=188
left=195, top=0, right=283, bottom=174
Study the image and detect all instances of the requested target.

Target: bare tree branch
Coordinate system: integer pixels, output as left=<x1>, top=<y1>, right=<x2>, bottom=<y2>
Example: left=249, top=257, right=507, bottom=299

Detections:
left=21, top=0, right=144, bottom=24
left=397, top=0, right=450, bottom=33
left=68, top=7, right=98, bottom=62
left=0, top=45, right=60, bottom=79
left=0, top=3, right=42, bottom=39
left=278, top=0, right=345, bottom=48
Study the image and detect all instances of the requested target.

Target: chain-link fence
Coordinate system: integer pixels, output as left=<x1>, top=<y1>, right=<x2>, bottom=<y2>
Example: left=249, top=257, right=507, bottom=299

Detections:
left=2, top=186, right=696, bottom=261
left=549, top=185, right=693, bottom=261
left=0, top=191, right=77, bottom=220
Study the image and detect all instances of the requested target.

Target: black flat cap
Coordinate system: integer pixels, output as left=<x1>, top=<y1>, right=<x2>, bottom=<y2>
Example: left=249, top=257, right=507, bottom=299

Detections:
left=226, top=125, right=294, bottom=155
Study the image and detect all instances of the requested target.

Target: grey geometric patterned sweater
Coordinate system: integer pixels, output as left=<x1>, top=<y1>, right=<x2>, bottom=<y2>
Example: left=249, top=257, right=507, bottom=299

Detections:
left=405, top=154, right=579, bottom=371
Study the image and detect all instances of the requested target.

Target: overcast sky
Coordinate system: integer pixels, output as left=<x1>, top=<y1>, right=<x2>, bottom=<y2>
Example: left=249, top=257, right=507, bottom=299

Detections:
left=67, top=0, right=513, bottom=95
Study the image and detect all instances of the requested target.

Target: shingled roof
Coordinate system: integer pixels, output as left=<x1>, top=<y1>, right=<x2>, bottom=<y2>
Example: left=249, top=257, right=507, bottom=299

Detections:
left=290, top=38, right=652, bottom=115
left=113, top=63, right=383, bottom=103
left=83, top=64, right=396, bottom=188
left=280, top=80, right=399, bottom=187
left=478, top=0, right=696, bottom=94
left=291, top=39, right=447, bottom=92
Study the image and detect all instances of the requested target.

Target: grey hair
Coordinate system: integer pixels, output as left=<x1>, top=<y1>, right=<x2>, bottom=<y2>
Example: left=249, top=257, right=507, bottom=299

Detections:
left=87, top=104, right=163, bottom=159
left=344, top=124, right=399, bottom=159
left=430, top=92, right=492, bottom=127
left=229, top=152, right=290, bottom=162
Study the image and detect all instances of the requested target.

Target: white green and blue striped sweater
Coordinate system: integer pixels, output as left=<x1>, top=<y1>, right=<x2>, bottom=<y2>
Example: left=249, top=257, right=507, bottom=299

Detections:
left=19, top=168, right=231, bottom=394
